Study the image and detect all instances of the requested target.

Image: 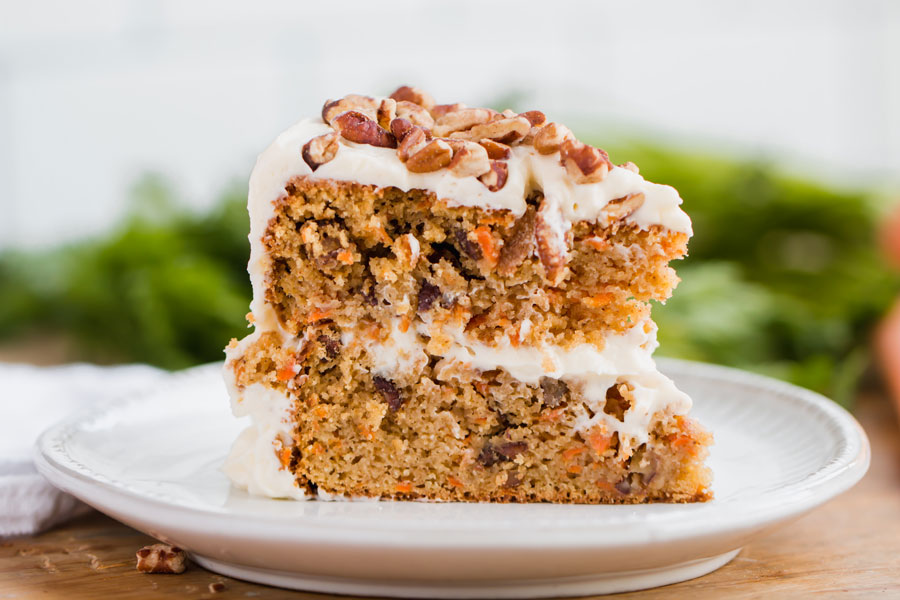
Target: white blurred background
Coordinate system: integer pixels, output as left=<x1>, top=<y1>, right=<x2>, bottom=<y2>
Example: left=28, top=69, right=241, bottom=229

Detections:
left=2, top=0, right=899, bottom=248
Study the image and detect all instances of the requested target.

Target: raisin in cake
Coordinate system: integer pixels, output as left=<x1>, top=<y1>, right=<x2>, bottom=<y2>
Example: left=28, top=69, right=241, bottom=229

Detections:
left=222, top=86, right=712, bottom=503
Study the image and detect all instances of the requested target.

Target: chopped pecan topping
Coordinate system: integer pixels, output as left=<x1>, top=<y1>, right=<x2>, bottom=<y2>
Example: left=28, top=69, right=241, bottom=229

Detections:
left=533, top=122, right=574, bottom=155
left=373, top=376, right=403, bottom=411
left=520, top=110, right=547, bottom=127
left=376, top=98, right=397, bottom=130
left=301, top=132, right=340, bottom=171
left=603, top=193, right=645, bottom=223
left=535, top=196, right=570, bottom=285
left=397, top=126, right=429, bottom=162
left=479, top=139, right=511, bottom=160
left=389, top=85, right=436, bottom=110
left=449, top=115, right=531, bottom=144
left=396, top=100, right=435, bottom=129
left=406, top=139, right=453, bottom=173
left=432, top=107, right=494, bottom=137
left=390, top=117, right=415, bottom=141
left=332, top=111, right=397, bottom=148
left=430, top=102, right=466, bottom=119
left=559, top=139, right=611, bottom=183
left=417, top=280, right=442, bottom=313
left=321, top=95, right=377, bottom=125
left=620, top=161, right=640, bottom=173
left=478, top=160, right=509, bottom=192
left=447, top=141, right=491, bottom=177
left=497, top=206, right=536, bottom=275
left=136, top=544, right=186, bottom=574
left=539, top=377, right=569, bottom=408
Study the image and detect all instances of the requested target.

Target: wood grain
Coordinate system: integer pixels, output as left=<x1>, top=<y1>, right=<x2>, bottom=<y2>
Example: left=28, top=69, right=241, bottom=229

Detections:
left=2, top=392, right=899, bottom=599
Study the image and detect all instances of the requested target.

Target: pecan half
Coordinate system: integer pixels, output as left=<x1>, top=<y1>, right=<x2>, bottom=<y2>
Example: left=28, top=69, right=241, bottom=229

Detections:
left=406, top=139, right=453, bottom=173
left=376, top=98, right=397, bottom=130
left=432, top=107, right=494, bottom=137
left=397, top=126, right=429, bottom=161
left=301, top=132, right=339, bottom=171
left=479, top=139, right=511, bottom=160
left=321, top=95, right=377, bottom=125
left=478, top=160, right=509, bottom=192
left=449, top=115, right=531, bottom=144
left=396, top=100, right=435, bottom=129
left=559, top=139, right=611, bottom=183
left=535, top=196, right=570, bottom=285
left=497, top=205, right=536, bottom=275
left=136, top=544, right=186, bottom=574
left=603, top=193, right=645, bottom=223
left=447, top=141, right=491, bottom=177
left=332, top=111, right=397, bottom=148
left=389, top=85, right=436, bottom=111
left=533, top=122, right=574, bottom=155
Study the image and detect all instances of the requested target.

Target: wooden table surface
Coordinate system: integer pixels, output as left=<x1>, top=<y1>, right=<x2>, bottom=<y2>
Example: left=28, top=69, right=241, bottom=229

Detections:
left=2, top=392, right=899, bottom=600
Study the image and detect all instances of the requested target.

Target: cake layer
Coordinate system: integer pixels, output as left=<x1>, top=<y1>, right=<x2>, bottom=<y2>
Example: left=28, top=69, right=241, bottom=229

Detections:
left=256, top=177, right=687, bottom=346
left=224, top=327, right=711, bottom=503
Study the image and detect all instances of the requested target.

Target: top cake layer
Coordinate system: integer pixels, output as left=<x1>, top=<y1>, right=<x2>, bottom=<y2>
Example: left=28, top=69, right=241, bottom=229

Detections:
left=247, top=86, right=692, bottom=334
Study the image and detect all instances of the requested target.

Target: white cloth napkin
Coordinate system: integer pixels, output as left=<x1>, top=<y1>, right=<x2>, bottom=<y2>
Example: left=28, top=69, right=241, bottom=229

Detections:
left=0, top=362, right=166, bottom=537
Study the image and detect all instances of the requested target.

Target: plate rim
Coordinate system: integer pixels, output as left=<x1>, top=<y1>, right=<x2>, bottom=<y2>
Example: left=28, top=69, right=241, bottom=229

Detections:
left=34, top=358, right=870, bottom=549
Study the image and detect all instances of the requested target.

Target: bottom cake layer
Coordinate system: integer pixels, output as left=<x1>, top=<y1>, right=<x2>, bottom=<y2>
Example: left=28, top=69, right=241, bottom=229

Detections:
left=224, top=327, right=712, bottom=504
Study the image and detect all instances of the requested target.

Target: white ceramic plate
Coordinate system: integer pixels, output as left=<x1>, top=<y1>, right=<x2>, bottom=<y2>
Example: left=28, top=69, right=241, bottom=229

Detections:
left=35, top=359, right=869, bottom=598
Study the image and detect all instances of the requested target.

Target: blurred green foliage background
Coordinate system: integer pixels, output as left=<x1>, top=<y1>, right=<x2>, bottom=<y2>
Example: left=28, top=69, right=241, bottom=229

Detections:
left=1, top=144, right=897, bottom=406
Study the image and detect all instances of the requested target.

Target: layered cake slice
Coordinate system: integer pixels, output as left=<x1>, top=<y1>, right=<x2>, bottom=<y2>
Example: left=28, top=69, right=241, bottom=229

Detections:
left=223, top=86, right=712, bottom=503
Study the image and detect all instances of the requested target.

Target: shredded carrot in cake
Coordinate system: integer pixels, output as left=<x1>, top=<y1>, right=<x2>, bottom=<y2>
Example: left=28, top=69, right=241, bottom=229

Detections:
left=395, top=482, right=413, bottom=493
left=336, top=249, right=354, bottom=264
left=359, top=424, right=375, bottom=441
left=567, top=464, right=583, bottom=474
left=587, top=426, right=611, bottom=454
left=539, top=408, right=565, bottom=422
left=307, top=308, right=332, bottom=323
left=584, top=236, right=610, bottom=251
left=276, top=358, right=296, bottom=381
left=581, top=292, right=615, bottom=308
left=447, top=476, right=464, bottom=488
left=399, top=315, right=411, bottom=333
left=562, top=446, right=586, bottom=462
left=473, top=226, right=499, bottom=265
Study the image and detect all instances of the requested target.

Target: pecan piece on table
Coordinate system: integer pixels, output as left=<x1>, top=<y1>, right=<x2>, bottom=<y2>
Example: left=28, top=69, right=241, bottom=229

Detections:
left=136, top=544, right=186, bottom=574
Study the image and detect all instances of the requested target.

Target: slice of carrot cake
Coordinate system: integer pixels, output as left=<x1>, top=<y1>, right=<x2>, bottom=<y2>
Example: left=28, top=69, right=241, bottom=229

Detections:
left=222, top=86, right=712, bottom=503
